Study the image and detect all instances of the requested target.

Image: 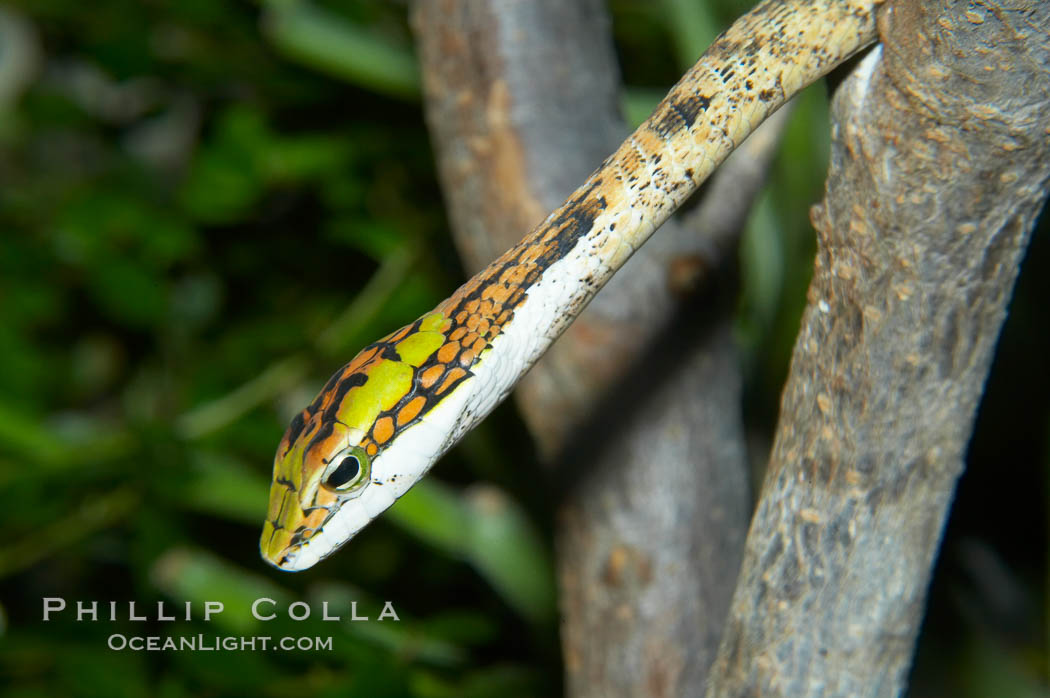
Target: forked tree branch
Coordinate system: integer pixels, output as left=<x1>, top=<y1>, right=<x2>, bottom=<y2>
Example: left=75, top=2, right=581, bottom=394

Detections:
left=411, top=0, right=788, bottom=694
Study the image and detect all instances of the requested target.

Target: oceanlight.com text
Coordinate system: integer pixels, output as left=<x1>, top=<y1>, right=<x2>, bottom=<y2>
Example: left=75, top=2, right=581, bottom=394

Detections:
left=107, top=634, right=334, bottom=652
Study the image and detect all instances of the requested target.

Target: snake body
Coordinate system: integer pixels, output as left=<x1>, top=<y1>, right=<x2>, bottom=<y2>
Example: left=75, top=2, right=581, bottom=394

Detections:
left=262, top=0, right=880, bottom=571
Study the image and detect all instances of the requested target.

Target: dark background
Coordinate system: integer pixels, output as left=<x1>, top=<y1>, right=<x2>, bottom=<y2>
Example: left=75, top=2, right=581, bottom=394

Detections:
left=0, top=1, right=1045, bottom=696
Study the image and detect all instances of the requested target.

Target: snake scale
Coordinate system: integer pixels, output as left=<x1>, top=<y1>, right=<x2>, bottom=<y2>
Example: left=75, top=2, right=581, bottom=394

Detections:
left=262, top=0, right=881, bottom=571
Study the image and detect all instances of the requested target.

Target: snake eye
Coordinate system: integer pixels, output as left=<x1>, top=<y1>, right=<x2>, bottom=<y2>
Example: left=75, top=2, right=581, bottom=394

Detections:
left=321, top=446, right=370, bottom=493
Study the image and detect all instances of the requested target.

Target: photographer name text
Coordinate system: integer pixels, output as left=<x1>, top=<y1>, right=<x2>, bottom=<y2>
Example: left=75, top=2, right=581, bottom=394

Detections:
left=42, top=597, right=400, bottom=622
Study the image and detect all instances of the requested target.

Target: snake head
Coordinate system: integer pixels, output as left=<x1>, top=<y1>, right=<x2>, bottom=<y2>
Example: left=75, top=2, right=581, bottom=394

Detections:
left=260, top=312, right=473, bottom=571
left=259, top=402, right=373, bottom=571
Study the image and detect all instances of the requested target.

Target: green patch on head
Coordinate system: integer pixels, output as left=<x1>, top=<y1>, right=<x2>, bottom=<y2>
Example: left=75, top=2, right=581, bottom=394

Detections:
left=336, top=360, right=414, bottom=429
left=396, top=330, right=445, bottom=367
left=418, top=312, right=446, bottom=332
left=280, top=438, right=307, bottom=493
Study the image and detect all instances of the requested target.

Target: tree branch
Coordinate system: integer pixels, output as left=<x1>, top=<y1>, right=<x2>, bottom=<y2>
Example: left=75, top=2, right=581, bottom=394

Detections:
left=707, top=1, right=1050, bottom=695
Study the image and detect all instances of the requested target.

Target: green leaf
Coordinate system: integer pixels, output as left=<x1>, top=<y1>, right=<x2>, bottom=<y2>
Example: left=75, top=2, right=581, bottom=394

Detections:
left=176, top=450, right=272, bottom=524
left=387, top=480, right=555, bottom=625
left=261, top=1, right=420, bottom=100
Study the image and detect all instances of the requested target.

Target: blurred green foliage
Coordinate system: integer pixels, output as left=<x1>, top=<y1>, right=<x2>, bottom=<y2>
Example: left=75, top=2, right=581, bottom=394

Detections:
left=0, top=1, right=1045, bottom=697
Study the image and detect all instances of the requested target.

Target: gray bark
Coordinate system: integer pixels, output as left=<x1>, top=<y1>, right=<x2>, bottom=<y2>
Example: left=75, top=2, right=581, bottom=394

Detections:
left=411, top=1, right=779, bottom=694
left=706, top=1, right=1050, bottom=695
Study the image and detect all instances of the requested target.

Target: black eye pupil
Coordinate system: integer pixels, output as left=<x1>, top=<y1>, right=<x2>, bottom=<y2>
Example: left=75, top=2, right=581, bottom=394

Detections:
left=326, top=456, right=360, bottom=488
